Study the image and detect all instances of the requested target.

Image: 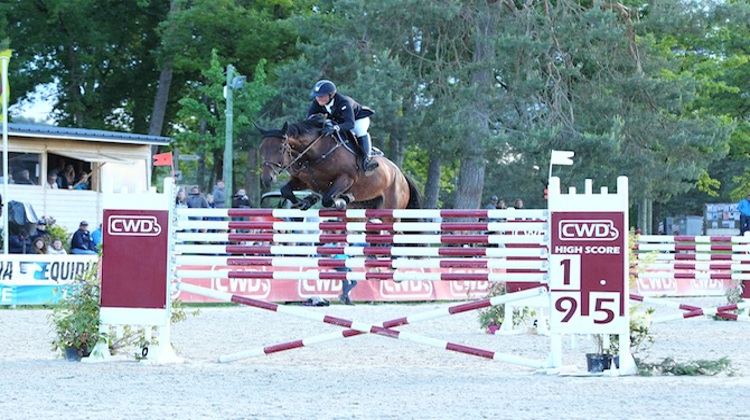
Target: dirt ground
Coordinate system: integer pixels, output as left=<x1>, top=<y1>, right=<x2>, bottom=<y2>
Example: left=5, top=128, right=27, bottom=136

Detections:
left=2, top=297, right=749, bottom=419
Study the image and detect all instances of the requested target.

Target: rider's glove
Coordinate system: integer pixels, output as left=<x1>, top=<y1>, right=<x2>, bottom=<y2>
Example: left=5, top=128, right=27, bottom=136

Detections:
left=322, top=122, right=339, bottom=137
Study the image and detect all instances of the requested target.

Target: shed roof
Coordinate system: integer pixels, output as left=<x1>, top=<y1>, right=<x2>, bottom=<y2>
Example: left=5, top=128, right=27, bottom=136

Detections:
left=6, top=123, right=171, bottom=146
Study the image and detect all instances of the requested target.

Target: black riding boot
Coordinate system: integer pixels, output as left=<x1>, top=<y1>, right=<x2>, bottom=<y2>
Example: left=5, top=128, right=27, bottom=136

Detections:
left=358, top=134, right=379, bottom=174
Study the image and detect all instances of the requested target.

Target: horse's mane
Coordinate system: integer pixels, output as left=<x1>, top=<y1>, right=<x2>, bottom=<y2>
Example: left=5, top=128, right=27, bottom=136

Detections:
left=286, top=114, right=326, bottom=138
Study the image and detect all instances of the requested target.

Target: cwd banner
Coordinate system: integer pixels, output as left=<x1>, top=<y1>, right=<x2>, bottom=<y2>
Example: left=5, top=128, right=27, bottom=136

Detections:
left=175, top=265, right=493, bottom=303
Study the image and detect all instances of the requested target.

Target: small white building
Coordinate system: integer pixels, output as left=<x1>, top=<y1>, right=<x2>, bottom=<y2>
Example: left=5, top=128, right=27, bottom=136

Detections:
left=2, top=123, right=170, bottom=233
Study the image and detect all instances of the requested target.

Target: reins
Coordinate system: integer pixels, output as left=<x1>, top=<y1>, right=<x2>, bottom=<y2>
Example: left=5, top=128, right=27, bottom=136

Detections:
left=280, top=132, right=342, bottom=172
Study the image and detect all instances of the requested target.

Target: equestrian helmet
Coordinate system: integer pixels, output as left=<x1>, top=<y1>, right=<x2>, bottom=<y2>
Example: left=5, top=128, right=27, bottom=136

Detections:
left=311, top=80, right=336, bottom=98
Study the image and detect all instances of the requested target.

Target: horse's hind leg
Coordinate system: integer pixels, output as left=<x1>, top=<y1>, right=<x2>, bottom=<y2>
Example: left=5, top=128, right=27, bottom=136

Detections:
left=321, top=176, right=355, bottom=209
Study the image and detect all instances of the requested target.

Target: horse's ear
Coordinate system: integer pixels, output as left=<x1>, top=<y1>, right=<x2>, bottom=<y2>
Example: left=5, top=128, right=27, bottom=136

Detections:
left=254, top=122, right=270, bottom=136
left=309, top=113, right=326, bottom=126
left=281, top=122, right=289, bottom=135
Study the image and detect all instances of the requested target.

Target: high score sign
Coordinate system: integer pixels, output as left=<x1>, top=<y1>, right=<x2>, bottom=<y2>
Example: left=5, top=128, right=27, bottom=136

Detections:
left=549, top=212, right=627, bottom=334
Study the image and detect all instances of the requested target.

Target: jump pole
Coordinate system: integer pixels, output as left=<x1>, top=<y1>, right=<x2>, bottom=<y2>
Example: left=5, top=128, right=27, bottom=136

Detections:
left=216, top=285, right=548, bottom=363
left=630, top=294, right=747, bottom=322
left=180, top=283, right=548, bottom=368
left=649, top=301, right=750, bottom=323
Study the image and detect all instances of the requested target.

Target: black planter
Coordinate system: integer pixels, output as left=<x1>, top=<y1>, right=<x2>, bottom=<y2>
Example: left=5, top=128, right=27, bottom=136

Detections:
left=586, top=353, right=620, bottom=372
left=65, top=346, right=82, bottom=361
left=585, top=353, right=610, bottom=373
left=64, top=346, right=90, bottom=362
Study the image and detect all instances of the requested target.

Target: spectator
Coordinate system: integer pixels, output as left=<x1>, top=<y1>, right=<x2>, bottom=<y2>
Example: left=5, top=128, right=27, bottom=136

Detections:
left=175, top=189, right=188, bottom=208
left=47, top=238, right=68, bottom=255
left=15, top=169, right=35, bottom=185
left=186, top=185, right=209, bottom=209
left=76, top=162, right=92, bottom=190
left=54, top=160, right=67, bottom=184
left=71, top=221, right=97, bottom=254
left=30, top=219, right=50, bottom=243
left=8, top=231, right=29, bottom=254
left=486, top=195, right=499, bottom=210
left=46, top=172, right=59, bottom=189
left=212, top=180, right=226, bottom=208
left=72, top=171, right=92, bottom=190
left=513, top=198, right=524, bottom=209
left=496, top=199, right=507, bottom=210
left=328, top=234, right=358, bottom=306
left=91, top=223, right=103, bottom=247
left=206, top=193, right=216, bottom=209
left=739, top=193, right=750, bottom=236
left=31, top=237, right=48, bottom=254
left=232, top=189, right=252, bottom=208
left=59, top=164, right=77, bottom=189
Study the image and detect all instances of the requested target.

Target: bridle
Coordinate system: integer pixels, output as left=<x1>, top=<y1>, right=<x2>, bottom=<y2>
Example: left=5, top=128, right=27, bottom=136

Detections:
left=262, top=132, right=342, bottom=177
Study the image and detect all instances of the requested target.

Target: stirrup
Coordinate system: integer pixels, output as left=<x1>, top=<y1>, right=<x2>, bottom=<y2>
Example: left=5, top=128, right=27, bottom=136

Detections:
left=363, top=159, right=379, bottom=176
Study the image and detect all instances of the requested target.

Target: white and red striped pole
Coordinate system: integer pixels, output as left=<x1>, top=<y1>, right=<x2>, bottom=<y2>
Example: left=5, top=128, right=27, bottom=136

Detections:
left=179, top=283, right=547, bottom=367
left=631, top=294, right=750, bottom=323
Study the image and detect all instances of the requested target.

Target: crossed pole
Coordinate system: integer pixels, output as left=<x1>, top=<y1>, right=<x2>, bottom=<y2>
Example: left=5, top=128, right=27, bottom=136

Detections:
left=179, top=283, right=549, bottom=368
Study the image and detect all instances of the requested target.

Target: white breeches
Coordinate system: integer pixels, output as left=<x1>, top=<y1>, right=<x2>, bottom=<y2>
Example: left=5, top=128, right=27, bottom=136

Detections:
left=352, top=118, right=370, bottom=137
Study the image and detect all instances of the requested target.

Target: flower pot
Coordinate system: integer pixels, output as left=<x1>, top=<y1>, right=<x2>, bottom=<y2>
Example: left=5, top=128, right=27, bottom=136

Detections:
left=64, top=345, right=90, bottom=362
left=487, top=325, right=501, bottom=335
left=585, top=353, right=611, bottom=373
left=65, top=346, right=83, bottom=362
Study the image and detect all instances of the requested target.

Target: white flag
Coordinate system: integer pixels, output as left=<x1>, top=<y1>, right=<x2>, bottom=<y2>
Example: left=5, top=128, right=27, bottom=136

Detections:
left=550, top=150, right=574, bottom=166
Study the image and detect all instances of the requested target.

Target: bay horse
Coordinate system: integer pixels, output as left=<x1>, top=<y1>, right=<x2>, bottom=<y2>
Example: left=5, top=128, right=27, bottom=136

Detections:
left=258, top=117, right=421, bottom=210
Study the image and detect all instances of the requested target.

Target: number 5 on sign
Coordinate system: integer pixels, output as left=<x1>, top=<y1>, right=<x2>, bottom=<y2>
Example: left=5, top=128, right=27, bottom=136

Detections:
left=550, top=291, right=626, bottom=334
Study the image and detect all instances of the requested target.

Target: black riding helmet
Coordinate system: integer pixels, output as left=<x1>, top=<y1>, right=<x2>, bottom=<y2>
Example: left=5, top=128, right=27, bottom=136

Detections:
left=311, top=80, right=336, bottom=98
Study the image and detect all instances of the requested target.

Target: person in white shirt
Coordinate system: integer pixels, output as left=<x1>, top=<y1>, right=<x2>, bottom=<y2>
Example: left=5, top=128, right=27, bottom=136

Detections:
left=47, top=238, right=67, bottom=255
left=47, top=172, right=59, bottom=189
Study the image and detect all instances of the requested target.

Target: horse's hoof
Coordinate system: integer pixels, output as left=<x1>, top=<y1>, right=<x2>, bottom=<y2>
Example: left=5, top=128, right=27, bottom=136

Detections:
left=334, top=199, right=347, bottom=210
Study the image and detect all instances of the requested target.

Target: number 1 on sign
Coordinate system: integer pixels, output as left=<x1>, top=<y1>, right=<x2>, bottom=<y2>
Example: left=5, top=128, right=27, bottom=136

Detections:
left=549, top=255, right=581, bottom=290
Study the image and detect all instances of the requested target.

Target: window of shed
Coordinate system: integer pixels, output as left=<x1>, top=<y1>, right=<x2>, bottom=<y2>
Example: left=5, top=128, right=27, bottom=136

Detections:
left=3, top=152, right=41, bottom=185
left=48, top=153, right=93, bottom=190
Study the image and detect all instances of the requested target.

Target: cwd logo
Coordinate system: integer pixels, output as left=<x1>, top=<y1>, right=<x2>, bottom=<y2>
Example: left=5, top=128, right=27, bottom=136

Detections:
left=558, top=220, right=619, bottom=241
left=108, top=215, right=162, bottom=236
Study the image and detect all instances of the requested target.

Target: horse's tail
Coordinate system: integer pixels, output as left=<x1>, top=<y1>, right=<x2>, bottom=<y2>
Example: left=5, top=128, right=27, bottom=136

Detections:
left=405, top=176, right=422, bottom=209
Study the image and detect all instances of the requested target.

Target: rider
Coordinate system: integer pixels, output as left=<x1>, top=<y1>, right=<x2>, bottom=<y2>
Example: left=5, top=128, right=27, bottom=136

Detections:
left=307, top=80, right=379, bottom=174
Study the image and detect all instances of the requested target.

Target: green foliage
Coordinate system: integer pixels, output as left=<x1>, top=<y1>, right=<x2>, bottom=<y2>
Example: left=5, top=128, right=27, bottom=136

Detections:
left=605, top=306, right=656, bottom=355
left=48, top=256, right=197, bottom=359
left=48, top=263, right=103, bottom=355
left=476, top=282, right=506, bottom=330
left=5, top=0, right=750, bottom=217
left=637, top=357, right=734, bottom=376
left=46, top=223, right=71, bottom=253
left=174, top=49, right=275, bottom=189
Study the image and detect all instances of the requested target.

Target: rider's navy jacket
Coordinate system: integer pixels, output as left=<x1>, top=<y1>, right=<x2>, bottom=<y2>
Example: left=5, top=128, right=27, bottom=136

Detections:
left=306, top=93, right=374, bottom=133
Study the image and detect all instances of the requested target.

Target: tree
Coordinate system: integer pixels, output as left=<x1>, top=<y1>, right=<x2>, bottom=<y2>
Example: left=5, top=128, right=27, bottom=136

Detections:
left=174, top=50, right=274, bottom=192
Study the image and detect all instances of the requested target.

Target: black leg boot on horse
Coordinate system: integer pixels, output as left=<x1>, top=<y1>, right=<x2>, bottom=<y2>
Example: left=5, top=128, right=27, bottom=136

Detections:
left=358, top=133, right=379, bottom=176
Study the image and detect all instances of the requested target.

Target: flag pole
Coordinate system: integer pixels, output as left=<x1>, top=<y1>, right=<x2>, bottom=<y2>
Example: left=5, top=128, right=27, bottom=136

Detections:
left=1, top=52, right=9, bottom=254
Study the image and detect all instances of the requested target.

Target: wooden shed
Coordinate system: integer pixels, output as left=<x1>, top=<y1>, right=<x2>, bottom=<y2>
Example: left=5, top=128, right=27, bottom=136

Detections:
left=2, top=123, right=171, bottom=233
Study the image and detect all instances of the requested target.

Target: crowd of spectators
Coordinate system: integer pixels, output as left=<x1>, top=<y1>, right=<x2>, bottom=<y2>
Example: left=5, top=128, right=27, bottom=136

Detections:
left=8, top=216, right=100, bottom=255
left=10, top=158, right=93, bottom=190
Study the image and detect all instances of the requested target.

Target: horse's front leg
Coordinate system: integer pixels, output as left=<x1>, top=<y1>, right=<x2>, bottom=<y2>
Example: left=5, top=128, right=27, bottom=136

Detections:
left=322, top=176, right=355, bottom=209
left=280, top=179, right=309, bottom=209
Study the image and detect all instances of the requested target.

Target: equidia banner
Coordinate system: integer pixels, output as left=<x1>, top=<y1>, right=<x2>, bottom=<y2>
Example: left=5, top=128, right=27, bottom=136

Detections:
left=0, top=254, right=98, bottom=306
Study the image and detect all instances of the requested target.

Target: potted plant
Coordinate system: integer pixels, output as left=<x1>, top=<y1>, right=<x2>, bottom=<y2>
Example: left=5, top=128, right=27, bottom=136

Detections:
left=48, top=263, right=103, bottom=361
left=586, top=334, right=613, bottom=373
left=586, top=306, right=655, bottom=373
left=477, top=304, right=504, bottom=334
left=477, top=282, right=506, bottom=334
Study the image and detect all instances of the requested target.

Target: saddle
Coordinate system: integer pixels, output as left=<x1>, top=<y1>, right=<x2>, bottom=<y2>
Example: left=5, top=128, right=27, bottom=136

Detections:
left=333, top=131, right=384, bottom=160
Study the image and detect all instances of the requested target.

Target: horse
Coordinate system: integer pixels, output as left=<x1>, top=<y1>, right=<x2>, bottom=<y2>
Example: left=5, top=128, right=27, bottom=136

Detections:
left=258, top=117, right=421, bottom=210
